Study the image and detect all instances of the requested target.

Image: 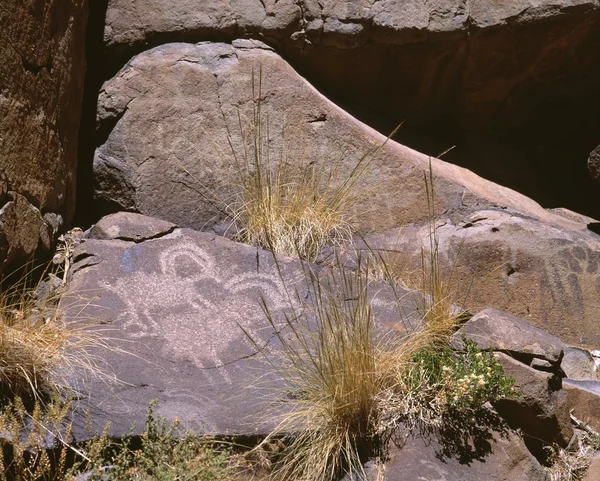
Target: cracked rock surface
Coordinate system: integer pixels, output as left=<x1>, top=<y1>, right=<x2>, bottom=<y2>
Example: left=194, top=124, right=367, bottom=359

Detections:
left=94, top=40, right=580, bottom=234
left=0, top=0, right=88, bottom=273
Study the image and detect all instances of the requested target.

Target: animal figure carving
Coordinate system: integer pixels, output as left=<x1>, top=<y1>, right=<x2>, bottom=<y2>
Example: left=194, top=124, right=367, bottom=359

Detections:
left=104, top=241, right=291, bottom=375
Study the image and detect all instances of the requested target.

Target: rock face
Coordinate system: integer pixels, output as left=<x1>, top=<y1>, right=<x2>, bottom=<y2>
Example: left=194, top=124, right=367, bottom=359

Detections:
left=99, top=0, right=600, bottom=219
left=0, top=1, right=88, bottom=272
left=95, top=40, right=583, bottom=232
left=365, top=209, right=600, bottom=347
left=64, top=212, right=308, bottom=438
left=94, top=40, right=600, bottom=346
left=383, top=431, right=548, bottom=481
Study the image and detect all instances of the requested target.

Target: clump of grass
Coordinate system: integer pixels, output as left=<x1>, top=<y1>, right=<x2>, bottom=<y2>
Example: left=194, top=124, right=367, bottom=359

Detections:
left=254, top=257, right=382, bottom=480
left=249, top=161, right=516, bottom=480
left=0, top=262, right=108, bottom=408
left=207, top=71, right=397, bottom=261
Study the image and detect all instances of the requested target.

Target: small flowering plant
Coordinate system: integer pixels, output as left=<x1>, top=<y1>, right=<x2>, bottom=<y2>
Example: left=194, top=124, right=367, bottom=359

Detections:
left=432, top=337, right=516, bottom=412
left=376, top=336, right=516, bottom=435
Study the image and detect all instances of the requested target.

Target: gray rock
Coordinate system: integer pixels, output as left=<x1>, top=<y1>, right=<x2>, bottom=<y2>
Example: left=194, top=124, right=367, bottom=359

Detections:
left=562, top=346, right=599, bottom=380
left=451, top=308, right=564, bottom=364
left=383, top=429, right=548, bottom=481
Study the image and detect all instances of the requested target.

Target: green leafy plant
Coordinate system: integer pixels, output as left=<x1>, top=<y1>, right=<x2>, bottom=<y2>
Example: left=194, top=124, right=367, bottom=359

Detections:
left=74, top=400, right=235, bottom=481
left=376, top=337, right=515, bottom=436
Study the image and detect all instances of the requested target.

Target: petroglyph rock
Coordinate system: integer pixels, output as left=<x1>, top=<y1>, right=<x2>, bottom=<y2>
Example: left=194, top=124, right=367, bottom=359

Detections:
left=64, top=217, right=307, bottom=438
left=63, top=212, right=429, bottom=439
left=363, top=209, right=600, bottom=347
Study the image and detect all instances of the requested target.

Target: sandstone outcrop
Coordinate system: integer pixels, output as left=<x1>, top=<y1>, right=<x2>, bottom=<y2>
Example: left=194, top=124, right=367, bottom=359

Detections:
left=0, top=1, right=88, bottom=272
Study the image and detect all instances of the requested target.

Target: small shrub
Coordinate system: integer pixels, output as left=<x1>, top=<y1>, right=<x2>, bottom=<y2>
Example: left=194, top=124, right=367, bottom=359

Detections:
left=377, top=337, right=515, bottom=436
left=75, top=400, right=234, bottom=481
left=0, top=396, right=73, bottom=481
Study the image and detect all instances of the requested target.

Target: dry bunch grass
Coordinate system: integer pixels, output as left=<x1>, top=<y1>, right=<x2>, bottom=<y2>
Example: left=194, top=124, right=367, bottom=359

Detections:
left=251, top=258, right=380, bottom=480
left=0, top=263, right=111, bottom=406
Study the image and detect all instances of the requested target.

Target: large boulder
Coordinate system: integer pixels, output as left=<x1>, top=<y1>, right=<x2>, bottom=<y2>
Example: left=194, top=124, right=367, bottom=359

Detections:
left=63, top=212, right=307, bottom=439
left=94, top=40, right=580, bottom=233
left=63, top=212, right=433, bottom=440
left=364, top=209, right=600, bottom=347
left=100, top=0, right=600, bottom=219
left=0, top=1, right=88, bottom=272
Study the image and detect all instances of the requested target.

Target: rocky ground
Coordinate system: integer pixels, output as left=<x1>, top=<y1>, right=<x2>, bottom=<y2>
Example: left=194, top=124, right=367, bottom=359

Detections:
left=2, top=1, right=600, bottom=480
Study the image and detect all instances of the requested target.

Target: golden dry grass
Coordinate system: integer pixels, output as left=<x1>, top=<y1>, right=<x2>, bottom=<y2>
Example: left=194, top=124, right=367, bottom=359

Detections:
left=0, top=264, right=110, bottom=407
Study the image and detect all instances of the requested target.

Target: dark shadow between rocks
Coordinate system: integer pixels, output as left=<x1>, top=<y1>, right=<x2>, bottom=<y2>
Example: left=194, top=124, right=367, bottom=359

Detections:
left=392, top=407, right=511, bottom=466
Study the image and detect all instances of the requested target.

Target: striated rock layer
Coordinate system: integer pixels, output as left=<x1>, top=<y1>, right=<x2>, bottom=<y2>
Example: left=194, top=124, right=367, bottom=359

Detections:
left=0, top=0, right=88, bottom=272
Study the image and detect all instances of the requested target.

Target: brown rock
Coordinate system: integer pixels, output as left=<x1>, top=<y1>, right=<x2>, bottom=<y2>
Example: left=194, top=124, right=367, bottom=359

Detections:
left=63, top=213, right=428, bottom=440
left=99, top=0, right=600, bottom=220
left=94, top=41, right=581, bottom=236
left=364, top=209, right=600, bottom=347
left=563, top=380, right=600, bottom=432
left=383, top=429, right=548, bottom=481
left=64, top=220, right=306, bottom=439
left=89, top=212, right=176, bottom=242
left=452, top=308, right=564, bottom=364
left=0, top=193, right=45, bottom=270
left=494, top=353, right=573, bottom=453
left=0, top=0, right=88, bottom=272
